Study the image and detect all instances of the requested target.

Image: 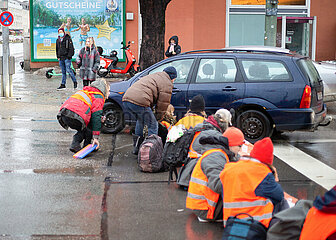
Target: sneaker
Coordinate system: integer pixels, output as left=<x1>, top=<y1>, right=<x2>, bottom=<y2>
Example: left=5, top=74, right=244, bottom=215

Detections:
left=74, top=82, right=78, bottom=89
left=197, top=217, right=209, bottom=223
left=57, top=84, right=66, bottom=90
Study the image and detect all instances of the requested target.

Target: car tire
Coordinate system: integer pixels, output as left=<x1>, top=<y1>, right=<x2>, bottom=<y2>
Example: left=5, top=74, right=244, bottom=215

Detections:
left=237, top=110, right=273, bottom=143
left=97, top=66, right=108, bottom=78
left=101, top=102, right=124, bottom=134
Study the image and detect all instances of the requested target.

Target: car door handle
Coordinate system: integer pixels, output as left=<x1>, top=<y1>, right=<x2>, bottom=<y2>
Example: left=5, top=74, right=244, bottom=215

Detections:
left=172, top=88, right=181, bottom=92
left=222, top=86, right=237, bottom=91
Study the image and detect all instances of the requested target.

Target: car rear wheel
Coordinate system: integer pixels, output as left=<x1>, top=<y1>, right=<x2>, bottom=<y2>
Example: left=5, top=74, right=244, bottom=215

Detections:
left=101, top=102, right=124, bottom=134
left=237, top=110, right=273, bottom=143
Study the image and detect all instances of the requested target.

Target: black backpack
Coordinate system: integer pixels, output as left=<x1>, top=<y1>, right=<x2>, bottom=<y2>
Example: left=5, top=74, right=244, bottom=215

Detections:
left=162, top=127, right=198, bottom=183
left=138, top=134, right=164, bottom=173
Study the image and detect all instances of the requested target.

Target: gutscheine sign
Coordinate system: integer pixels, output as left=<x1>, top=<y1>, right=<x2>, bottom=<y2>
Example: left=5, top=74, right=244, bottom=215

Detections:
left=30, top=0, right=125, bottom=61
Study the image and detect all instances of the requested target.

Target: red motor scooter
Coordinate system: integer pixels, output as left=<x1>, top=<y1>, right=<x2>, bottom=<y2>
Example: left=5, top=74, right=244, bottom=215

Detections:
left=97, top=41, right=140, bottom=78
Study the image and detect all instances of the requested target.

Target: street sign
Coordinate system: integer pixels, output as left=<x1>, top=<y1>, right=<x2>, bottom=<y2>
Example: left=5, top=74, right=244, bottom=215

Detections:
left=0, top=11, right=13, bottom=27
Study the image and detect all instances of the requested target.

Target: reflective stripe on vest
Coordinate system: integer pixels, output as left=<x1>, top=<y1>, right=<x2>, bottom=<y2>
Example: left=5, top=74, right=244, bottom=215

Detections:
left=188, top=132, right=202, bottom=159
left=186, top=148, right=229, bottom=219
left=70, top=90, right=104, bottom=108
left=299, top=207, right=336, bottom=240
left=220, top=159, right=274, bottom=228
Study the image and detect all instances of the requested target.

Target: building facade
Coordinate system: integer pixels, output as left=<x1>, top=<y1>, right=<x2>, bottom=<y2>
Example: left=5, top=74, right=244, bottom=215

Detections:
left=30, top=0, right=335, bottom=69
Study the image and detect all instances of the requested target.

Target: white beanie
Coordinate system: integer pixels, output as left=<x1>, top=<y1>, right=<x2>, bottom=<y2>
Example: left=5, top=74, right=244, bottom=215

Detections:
left=215, top=108, right=232, bottom=125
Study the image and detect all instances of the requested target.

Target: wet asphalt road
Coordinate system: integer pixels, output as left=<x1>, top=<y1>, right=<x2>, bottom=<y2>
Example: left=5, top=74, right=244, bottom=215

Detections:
left=0, top=52, right=335, bottom=239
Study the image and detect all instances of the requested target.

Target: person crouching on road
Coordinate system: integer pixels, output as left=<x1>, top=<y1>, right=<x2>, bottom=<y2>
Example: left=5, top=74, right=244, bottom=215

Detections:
left=57, top=79, right=110, bottom=153
left=175, top=94, right=206, bottom=130
left=122, top=67, right=177, bottom=155
left=76, top=37, right=100, bottom=87
left=186, top=127, right=245, bottom=222
left=220, top=137, right=288, bottom=228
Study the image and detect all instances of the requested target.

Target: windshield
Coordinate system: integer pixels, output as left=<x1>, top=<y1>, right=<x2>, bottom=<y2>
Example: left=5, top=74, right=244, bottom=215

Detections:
left=298, top=59, right=321, bottom=86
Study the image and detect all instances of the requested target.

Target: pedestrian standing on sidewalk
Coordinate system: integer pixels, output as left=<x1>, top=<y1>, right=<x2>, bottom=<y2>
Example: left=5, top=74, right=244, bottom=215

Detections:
left=165, top=35, right=181, bottom=58
left=122, top=67, right=177, bottom=155
left=56, top=27, right=77, bottom=90
left=57, top=79, right=110, bottom=152
left=76, top=37, right=100, bottom=87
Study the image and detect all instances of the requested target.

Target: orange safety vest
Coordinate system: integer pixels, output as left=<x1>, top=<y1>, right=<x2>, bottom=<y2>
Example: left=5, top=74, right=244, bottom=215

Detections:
left=70, top=90, right=104, bottom=108
left=186, top=148, right=229, bottom=219
left=187, top=132, right=202, bottom=159
left=299, top=207, right=336, bottom=240
left=161, top=120, right=171, bottom=130
left=220, top=158, right=274, bottom=228
left=175, top=115, right=205, bottom=130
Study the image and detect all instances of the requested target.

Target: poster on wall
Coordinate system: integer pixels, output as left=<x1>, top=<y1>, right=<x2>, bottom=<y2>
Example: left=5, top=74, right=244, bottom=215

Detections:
left=231, top=0, right=306, bottom=5
left=31, top=0, right=124, bottom=61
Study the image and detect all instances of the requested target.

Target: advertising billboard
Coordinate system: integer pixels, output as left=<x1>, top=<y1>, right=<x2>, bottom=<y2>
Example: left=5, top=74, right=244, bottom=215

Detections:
left=231, top=0, right=306, bottom=5
left=31, top=0, right=125, bottom=61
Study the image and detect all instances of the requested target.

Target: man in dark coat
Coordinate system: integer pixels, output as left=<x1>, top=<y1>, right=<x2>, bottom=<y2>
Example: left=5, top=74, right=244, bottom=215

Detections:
left=56, top=28, right=77, bottom=90
left=165, top=35, right=181, bottom=57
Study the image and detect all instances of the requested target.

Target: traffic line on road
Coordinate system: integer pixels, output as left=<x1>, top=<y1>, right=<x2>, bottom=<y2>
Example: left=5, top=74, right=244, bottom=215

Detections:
left=274, top=143, right=336, bottom=190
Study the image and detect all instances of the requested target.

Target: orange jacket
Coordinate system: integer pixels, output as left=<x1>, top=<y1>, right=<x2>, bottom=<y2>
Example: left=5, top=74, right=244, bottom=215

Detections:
left=220, top=158, right=274, bottom=228
left=186, top=148, right=229, bottom=219
left=300, top=207, right=336, bottom=240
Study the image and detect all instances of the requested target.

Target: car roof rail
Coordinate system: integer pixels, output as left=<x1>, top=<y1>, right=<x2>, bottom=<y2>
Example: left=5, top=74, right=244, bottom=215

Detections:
left=182, top=45, right=292, bottom=55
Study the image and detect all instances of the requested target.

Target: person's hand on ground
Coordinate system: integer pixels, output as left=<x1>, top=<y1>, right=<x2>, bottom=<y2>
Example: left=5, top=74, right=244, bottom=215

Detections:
left=92, top=138, right=100, bottom=149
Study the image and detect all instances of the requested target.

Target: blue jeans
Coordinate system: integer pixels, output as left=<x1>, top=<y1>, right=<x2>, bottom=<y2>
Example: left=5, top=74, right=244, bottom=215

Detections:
left=123, top=101, right=158, bottom=137
left=59, top=59, right=76, bottom=85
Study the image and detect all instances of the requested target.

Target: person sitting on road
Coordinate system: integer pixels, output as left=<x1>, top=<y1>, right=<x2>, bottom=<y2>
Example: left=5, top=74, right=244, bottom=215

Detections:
left=220, top=137, right=288, bottom=228
left=186, top=129, right=243, bottom=222
left=299, top=185, right=336, bottom=240
left=175, top=94, right=207, bottom=130
left=159, top=104, right=177, bottom=145
left=122, top=67, right=177, bottom=155
left=177, top=108, right=233, bottom=188
left=178, top=126, right=244, bottom=190
left=57, top=79, right=110, bottom=153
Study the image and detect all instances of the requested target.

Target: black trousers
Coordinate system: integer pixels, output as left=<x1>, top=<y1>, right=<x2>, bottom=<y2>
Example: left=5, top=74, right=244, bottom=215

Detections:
left=60, top=115, right=93, bottom=148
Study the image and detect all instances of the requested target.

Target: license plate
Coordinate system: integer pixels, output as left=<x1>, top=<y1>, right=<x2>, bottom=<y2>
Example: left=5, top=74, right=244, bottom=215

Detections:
left=317, top=91, right=323, bottom=101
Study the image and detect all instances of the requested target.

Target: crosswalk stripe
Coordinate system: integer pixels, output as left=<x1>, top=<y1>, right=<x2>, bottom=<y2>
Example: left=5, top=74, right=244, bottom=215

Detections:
left=274, top=143, right=336, bottom=190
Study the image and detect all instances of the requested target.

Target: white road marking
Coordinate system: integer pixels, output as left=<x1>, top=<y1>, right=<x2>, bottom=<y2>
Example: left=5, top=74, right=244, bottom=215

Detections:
left=274, top=142, right=336, bottom=190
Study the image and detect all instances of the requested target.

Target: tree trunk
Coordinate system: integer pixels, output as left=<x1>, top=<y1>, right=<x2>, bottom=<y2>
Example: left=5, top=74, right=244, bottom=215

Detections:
left=139, top=0, right=172, bottom=70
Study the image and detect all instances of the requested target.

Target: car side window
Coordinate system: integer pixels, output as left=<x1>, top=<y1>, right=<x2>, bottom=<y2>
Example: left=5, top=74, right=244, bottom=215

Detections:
left=196, top=58, right=237, bottom=83
left=148, top=59, right=194, bottom=84
left=241, top=60, right=291, bottom=82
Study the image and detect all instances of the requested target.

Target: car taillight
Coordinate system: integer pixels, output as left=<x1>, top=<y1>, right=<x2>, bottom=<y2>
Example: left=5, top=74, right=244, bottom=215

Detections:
left=300, top=85, right=311, bottom=108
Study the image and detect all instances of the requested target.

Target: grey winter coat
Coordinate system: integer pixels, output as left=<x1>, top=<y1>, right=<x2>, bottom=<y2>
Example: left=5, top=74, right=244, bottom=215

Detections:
left=177, top=129, right=223, bottom=187
left=76, top=46, right=100, bottom=81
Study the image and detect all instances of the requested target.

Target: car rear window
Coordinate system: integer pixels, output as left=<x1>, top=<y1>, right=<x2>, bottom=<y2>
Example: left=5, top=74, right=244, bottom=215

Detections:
left=241, top=60, right=291, bottom=82
left=298, top=59, right=321, bottom=86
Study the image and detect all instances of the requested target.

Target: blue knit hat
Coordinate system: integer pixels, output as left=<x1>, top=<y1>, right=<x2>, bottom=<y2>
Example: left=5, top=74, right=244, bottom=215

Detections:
left=163, top=66, right=177, bottom=80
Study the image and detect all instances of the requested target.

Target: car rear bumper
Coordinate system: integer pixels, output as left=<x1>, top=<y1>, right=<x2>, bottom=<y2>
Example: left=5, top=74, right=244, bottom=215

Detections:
left=269, top=104, right=328, bottom=131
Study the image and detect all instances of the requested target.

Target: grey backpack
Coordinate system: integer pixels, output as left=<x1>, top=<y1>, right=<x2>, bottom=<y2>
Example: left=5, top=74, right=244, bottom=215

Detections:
left=138, top=134, right=164, bottom=173
left=266, top=200, right=313, bottom=240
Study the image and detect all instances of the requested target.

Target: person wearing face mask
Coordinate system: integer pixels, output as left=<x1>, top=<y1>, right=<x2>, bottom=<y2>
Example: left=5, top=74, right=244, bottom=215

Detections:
left=76, top=37, right=100, bottom=87
left=56, top=28, right=77, bottom=90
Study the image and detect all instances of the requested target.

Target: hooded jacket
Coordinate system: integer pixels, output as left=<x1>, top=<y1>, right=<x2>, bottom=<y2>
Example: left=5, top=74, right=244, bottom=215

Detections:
left=165, top=36, right=181, bottom=57
left=58, top=81, right=106, bottom=138
left=56, top=34, right=74, bottom=60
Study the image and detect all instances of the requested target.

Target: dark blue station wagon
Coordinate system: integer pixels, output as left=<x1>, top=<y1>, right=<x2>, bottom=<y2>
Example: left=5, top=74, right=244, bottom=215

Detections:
left=102, top=46, right=327, bottom=142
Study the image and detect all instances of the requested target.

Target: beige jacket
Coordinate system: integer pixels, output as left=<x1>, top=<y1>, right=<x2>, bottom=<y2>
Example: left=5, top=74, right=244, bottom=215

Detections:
left=122, top=72, right=173, bottom=119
